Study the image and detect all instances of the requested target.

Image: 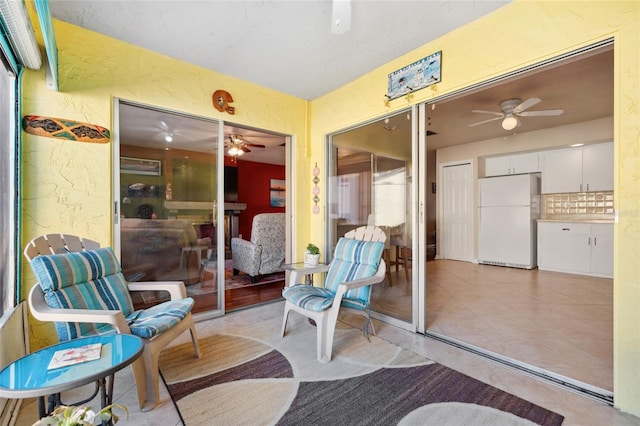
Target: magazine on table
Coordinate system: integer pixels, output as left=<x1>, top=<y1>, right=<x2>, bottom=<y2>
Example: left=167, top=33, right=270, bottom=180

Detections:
left=47, top=343, right=103, bottom=370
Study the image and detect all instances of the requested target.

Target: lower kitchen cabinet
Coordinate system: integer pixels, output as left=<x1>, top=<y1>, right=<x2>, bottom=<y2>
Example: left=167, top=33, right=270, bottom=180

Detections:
left=537, top=221, right=613, bottom=278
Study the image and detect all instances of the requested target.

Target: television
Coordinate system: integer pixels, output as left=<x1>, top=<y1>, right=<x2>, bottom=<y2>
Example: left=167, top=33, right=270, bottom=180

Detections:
left=224, top=166, right=238, bottom=201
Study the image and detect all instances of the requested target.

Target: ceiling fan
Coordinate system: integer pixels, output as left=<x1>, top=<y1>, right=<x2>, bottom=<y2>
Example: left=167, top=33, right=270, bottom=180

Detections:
left=469, top=98, right=564, bottom=130
left=138, top=119, right=197, bottom=144
left=225, top=134, right=266, bottom=157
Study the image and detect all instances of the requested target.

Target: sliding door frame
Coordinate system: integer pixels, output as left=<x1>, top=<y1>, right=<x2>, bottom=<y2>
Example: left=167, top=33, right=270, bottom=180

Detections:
left=112, top=99, right=225, bottom=319
left=325, top=104, right=424, bottom=333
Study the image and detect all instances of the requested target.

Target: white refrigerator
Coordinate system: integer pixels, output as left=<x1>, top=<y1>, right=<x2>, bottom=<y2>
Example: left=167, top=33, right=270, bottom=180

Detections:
left=477, top=173, right=540, bottom=269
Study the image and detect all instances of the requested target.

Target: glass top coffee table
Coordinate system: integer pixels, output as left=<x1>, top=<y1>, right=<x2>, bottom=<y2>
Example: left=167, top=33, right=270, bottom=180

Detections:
left=0, top=334, right=143, bottom=419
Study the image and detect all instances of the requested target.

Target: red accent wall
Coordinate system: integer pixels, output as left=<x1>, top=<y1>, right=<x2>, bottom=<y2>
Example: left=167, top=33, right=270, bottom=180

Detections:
left=237, top=160, right=285, bottom=239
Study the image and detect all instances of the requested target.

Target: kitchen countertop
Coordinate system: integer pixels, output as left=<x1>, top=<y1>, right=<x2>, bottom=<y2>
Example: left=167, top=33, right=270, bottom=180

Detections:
left=537, top=218, right=614, bottom=224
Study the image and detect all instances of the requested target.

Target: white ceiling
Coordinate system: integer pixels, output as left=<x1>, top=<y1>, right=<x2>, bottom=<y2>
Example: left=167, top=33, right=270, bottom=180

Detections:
left=48, top=0, right=510, bottom=101
left=53, top=1, right=613, bottom=164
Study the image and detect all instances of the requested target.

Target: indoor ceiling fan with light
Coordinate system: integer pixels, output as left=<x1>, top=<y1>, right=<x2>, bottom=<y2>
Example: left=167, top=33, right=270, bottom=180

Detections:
left=225, top=134, right=266, bottom=157
left=469, top=97, right=564, bottom=130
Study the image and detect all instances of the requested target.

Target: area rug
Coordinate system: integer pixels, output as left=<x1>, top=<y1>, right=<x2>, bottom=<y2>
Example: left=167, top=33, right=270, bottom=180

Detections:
left=158, top=322, right=564, bottom=425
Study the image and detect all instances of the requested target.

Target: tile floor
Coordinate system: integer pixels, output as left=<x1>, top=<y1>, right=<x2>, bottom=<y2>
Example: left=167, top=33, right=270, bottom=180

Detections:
left=14, top=301, right=639, bottom=426
left=373, top=259, right=613, bottom=392
left=426, top=260, right=613, bottom=392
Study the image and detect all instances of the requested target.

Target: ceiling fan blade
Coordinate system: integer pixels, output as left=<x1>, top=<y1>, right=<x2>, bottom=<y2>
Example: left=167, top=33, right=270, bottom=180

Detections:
left=241, top=146, right=251, bottom=153
left=471, top=109, right=504, bottom=116
left=519, top=109, right=564, bottom=117
left=468, top=116, right=503, bottom=127
left=513, top=97, right=541, bottom=114
left=245, top=143, right=266, bottom=148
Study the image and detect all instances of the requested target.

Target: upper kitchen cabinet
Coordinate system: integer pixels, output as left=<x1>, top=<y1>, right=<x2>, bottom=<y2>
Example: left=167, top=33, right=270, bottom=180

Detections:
left=540, top=142, right=613, bottom=194
left=485, top=152, right=540, bottom=177
left=582, top=142, right=614, bottom=192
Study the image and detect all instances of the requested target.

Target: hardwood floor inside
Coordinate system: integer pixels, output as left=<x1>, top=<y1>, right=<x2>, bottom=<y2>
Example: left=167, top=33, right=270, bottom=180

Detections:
left=373, top=259, right=613, bottom=391
left=183, top=266, right=285, bottom=313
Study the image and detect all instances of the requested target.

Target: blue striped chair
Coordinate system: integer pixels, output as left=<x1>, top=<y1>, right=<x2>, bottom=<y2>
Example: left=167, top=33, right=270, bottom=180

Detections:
left=281, top=226, right=387, bottom=362
left=24, top=234, right=201, bottom=409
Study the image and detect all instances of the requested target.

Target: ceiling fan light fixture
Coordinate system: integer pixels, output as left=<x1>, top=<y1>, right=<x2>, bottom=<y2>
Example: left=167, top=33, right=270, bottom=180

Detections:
left=227, top=146, right=244, bottom=156
left=164, top=134, right=173, bottom=142
left=502, top=115, right=519, bottom=130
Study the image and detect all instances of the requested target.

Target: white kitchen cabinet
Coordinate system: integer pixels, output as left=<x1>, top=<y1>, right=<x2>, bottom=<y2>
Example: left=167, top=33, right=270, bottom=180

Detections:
left=541, top=142, right=613, bottom=194
left=537, top=221, right=613, bottom=278
left=589, top=223, right=614, bottom=277
left=538, top=222, right=590, bottom=273
left=540, top=148, right=582, bottom=193
left=485, top=152, right=539, bottom=177
left=582, top=142, right=614, bottom=192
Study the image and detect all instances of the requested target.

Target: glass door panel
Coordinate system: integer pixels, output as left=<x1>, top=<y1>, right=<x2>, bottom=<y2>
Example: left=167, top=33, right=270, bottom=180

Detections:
left=328, top=110, right=414, bottom=324
left=115, top=101, right=222, bottom=314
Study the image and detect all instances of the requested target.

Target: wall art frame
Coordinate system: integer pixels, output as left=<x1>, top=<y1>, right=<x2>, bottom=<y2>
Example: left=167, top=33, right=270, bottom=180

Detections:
left=270, top=179, right=286, bottom=208
left=120, top=157, right=162, bottom=176
left=387, top=50, right=442, bottom=100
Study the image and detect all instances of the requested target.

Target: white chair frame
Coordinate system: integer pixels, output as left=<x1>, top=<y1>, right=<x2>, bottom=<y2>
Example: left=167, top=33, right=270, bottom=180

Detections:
left=281, top=226, right=387, bottom=363
left=24, top=234, right=201, bottom=409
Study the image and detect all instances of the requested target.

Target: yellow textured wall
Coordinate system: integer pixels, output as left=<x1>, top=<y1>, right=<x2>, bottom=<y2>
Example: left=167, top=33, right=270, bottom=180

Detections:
left=20, top=20, right=309, bottom=349
left=309, top=0, right=639, bottom=415
left=19, top=0, right=639, bottom=416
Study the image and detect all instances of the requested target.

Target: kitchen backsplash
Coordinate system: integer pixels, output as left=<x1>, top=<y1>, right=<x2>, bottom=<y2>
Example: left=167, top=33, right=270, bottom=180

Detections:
left=542, top=191, right=614, bottom=220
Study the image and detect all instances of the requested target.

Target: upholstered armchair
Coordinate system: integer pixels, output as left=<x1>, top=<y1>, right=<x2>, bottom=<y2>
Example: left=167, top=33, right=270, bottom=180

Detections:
left=231, top=213, right=285, bottom=282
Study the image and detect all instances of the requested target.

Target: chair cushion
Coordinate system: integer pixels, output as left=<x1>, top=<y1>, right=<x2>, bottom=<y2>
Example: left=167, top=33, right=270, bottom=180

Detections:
left=282, top=286, right=370, bottom=312
left=282, top=285, right=334, bottom=312
left=325, top=238, right=385, bottom=304
left=282, top=238, right=384, bottom=313
left=126, top=297, right=195, bottom=339
left=29, top=247, right=135, bottom=341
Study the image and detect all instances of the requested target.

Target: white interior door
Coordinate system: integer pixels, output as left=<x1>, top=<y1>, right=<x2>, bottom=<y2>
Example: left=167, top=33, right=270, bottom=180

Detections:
left=441, top=163, right=473, bottom=262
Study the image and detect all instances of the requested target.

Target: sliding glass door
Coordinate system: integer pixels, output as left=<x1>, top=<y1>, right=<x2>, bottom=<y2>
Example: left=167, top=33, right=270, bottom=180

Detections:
left=327, top=108, right=423, bottom=330
left=113, top=100, right=224, bottom=316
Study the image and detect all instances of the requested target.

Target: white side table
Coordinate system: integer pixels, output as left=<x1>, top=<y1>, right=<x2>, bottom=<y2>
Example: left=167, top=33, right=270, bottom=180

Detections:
left=283, top=262, right=329, bottom=287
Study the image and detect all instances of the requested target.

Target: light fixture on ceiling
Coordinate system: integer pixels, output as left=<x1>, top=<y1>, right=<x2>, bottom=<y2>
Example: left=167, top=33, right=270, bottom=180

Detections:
left=331, top=0, right=351, bottom=35
left=227, top=145, right=244, bottom=157
left=164, top=134, right=173, bottom=142
left=501, top=114, right=519, bottom=130
left=0, top=0, right=43, bottom=70
left=383, top=118, right=397, bottom=131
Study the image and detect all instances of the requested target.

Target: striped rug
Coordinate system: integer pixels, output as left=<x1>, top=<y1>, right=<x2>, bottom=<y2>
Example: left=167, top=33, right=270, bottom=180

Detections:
left=159, top=323, right=563, bottom=425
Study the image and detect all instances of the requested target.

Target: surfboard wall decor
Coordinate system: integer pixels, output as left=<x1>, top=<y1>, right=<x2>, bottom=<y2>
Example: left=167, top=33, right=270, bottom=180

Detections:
left=22, top=115, right=110, bottom=143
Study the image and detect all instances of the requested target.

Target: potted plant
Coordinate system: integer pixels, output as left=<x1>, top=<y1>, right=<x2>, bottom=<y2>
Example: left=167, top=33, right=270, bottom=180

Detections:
left=33, top=404, right=128, bottom=426
left=304, top=243, right=320, bottom=266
